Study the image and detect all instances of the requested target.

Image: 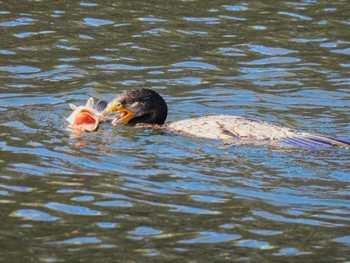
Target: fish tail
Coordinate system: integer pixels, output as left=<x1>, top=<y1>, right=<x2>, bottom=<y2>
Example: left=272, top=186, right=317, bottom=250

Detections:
left=95, top=100, right=108, bottom=112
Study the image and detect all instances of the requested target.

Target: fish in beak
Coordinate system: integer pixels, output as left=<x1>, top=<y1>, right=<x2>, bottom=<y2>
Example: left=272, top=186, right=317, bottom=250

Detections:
left=66, top=98, right=108, bottom=132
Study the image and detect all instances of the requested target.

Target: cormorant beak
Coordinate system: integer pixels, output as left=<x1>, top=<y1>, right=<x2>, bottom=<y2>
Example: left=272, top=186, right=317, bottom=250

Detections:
left=104, top=102, right=134, bottom=125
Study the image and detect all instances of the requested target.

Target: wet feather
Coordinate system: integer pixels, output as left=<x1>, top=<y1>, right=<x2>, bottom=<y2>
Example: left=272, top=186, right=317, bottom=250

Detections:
left=102, top=89, right=350, bottom=149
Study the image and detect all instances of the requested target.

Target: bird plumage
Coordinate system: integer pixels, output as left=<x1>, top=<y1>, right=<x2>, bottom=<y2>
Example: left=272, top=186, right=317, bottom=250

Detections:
left=166, top=115, right=349, bottom=149
left=99, top=88, right=350, bottom=149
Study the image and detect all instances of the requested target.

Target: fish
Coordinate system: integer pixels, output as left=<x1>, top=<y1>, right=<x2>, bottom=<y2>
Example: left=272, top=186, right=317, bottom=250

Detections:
left=66, top=98, right=108, bottom=132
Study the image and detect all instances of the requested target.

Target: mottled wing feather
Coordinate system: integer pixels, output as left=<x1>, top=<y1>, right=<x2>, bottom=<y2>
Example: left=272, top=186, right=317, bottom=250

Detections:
left=167, top=115, right=299, bottom=141
left=167, top=115, right=349, bottom=149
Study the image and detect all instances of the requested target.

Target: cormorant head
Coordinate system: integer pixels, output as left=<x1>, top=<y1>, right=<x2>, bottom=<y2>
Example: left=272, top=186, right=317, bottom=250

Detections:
left=104, top=88, right=168, bottom=125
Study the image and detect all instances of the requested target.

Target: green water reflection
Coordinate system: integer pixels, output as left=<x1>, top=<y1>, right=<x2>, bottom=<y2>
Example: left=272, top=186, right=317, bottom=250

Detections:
left=0, top=0, right=350, bottom=262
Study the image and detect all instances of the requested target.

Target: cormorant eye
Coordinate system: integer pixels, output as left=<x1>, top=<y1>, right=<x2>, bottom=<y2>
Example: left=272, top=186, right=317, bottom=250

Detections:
left=116, top=103, right=122, bottom=108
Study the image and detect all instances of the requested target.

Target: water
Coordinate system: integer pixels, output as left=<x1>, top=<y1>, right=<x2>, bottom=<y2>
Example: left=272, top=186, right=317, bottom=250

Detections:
left=1, top=0, right=350, bottom=261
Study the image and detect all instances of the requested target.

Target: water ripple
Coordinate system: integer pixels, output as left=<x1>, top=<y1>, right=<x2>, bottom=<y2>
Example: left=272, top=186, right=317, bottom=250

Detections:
left=58, top=237, right=101, bottom=244
left=248, top=45, right=296, bottom=55
left=0, top=0, right=349, bottom=261
left=171, top=61, right=219, bottom=71
left=11, top=209, right=58, bottom=221
left=83, top=18, right=114, bottom=27
left=94, top=200, right=133, bottom=208
left=253, top=210, right=344, bottom=227
left=44, top=202, right=101, bottom=216
left=0, top=65, right=40, bottom=73
left=179, top=231, right=240, bottom=244
left=278, top=11, right=312, bottom=21
left=0, top=17, right=37, bottom=27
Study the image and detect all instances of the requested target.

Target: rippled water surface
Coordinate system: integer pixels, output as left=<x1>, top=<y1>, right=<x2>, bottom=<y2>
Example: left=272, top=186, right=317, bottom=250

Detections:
left=1, top=0, right=350, bottom=261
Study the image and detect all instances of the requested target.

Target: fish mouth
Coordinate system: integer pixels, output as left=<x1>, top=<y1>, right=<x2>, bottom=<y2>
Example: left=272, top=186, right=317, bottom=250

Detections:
left=67, top=109, right=100, bottom=132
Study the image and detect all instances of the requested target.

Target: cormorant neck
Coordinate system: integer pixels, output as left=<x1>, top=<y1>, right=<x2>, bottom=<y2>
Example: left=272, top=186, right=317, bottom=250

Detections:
left=129, top=108, right=167, bottom=124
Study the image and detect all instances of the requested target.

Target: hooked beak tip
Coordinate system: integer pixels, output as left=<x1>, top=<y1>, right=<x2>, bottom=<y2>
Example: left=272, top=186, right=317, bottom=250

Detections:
left=103, top=103, right=117, bottom=115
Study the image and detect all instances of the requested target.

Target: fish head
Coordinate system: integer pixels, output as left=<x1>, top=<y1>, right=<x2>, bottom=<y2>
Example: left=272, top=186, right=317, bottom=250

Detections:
left=66, top=98, right=104, bottom=132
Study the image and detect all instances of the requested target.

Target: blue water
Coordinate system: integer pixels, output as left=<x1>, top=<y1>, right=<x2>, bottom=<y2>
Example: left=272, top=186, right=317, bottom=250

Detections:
left=0, top=0, right=350, bottom=262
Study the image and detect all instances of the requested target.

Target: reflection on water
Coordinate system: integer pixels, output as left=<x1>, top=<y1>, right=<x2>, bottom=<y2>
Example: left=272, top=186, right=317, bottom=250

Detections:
left=1, top=0, right=350, bottom=261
